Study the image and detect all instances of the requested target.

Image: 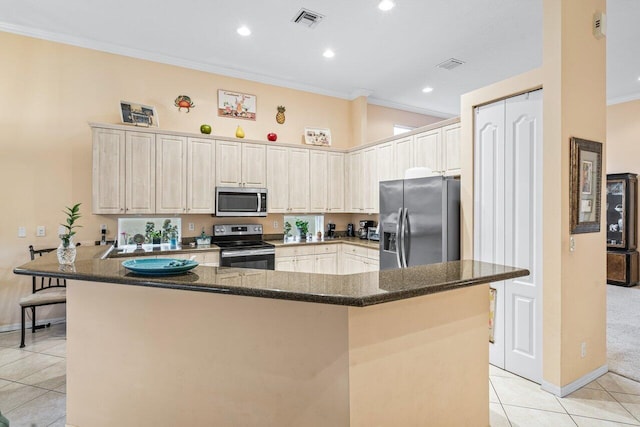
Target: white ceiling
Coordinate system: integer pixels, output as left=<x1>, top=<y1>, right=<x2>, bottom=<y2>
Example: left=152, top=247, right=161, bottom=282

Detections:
left=1, top=0, right=638, bottom=118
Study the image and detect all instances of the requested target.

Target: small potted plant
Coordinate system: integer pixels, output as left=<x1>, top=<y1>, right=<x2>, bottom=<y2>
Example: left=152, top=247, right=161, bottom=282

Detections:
left=295, top=219, right=309, bottom=241
left=283, top=222, right=292, bottom=242
left=58, top=203, right=81, bottom=264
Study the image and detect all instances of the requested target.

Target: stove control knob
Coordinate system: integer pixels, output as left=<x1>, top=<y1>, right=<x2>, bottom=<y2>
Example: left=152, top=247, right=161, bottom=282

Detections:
left=254, top=226, right=260, bottom=232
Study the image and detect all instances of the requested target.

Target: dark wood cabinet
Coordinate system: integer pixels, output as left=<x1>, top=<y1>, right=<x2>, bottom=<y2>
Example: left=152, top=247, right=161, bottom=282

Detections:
left=607, top=173, right=638, bottom=286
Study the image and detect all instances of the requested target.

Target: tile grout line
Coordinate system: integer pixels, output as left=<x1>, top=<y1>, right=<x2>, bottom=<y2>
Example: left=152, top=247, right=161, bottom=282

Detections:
left=599, top=383, right=640, bottom=424
left=489, top=377, right=513, bottom=427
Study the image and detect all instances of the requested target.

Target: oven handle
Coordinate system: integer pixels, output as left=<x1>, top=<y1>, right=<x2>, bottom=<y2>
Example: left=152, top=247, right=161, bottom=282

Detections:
left=221, top=249, right=275, bottom=258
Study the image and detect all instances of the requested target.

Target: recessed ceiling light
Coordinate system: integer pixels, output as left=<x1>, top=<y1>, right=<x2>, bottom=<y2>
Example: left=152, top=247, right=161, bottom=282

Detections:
left=378, top=0, right=396, bottom=11
left=323, top=49, right=335, bottom=58
left=422, top=87, right=434, bottom=93
left=237, top=26, right=251, bottom=36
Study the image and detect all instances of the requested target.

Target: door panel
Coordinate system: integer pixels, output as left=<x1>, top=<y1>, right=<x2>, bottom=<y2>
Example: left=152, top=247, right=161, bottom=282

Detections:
left=404, top=177, right=444, bottom=267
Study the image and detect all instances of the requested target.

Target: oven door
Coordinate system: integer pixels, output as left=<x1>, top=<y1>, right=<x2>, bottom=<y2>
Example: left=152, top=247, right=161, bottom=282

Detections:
left=220, top=249, right=275, bottom=270
left=216, top=187, right=267, bottom=217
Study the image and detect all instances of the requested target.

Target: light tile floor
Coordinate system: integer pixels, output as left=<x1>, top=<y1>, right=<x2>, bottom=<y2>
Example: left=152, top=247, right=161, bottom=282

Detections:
left=2, top=323, right=640, bottom=426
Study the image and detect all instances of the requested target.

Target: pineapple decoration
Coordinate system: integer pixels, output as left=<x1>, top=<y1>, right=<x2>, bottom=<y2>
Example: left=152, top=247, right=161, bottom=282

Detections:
left=275, top=105, right=286, bottom=124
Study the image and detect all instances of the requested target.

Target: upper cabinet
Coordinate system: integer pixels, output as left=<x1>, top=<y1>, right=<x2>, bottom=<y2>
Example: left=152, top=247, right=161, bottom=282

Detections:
left=186, top=138, right=216, bottom=213
left=326, top=152, right=345, bottom=212
left=309, top=151, right=328, bottom=213
left=266, top=146, right=310, bottom=213
left=92, top=128, right=126, bottom=214
left=441, top=123, right=461, bottom=176
left=156, top=134, right=187, bottom=214
left=215, top=141, right=266, bottom=188
left=414, top=129, right=442, bottom=175
left=124, top=131, right=156, bottom=214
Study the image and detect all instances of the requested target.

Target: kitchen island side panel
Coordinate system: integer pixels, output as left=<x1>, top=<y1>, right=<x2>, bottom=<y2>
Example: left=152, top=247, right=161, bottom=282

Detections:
left=66, top=280, right=351, bottom=427
left=348, top=284, right=489, bottom=427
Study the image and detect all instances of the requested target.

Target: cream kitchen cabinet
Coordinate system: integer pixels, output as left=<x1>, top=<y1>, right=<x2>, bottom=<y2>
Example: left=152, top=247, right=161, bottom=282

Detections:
left=92, top=128, right=156, bottom=215
left=186, top=138, right=216, bottom=213
left=394, top=136, right=413, bottom=179
left=362, top=147, right=378, bottom=213
left=441, top=123, right=461, bottom=176
left=155, top=134, right=187, bottom=214
left=275, top=244, right=338, bottom=274
left=215, top=140, right=266, bottom=188
left=266, top=146, right=310, bottom=213
left=155, top=135, right=217, bottom=214
left=376, top=142, right=395, bottom=183
left=327, top=152, right=345, bottom=212
left=346, top=150, right=363, bottom=212
left=340, top=244, right=379, bottom=274
left=414, top=128, right=442, bottom=175
left=309, top=151, right=328, bottom=212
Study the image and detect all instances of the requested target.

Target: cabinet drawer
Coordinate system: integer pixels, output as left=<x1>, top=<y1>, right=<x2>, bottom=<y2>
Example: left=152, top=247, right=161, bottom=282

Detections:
left=314, top=244, right=338, bottom=254
left=367, top=248, right=379, bottom=260
left=342, top=244, right=368, bottom=257
left=276, top=245, right=315, bottom=257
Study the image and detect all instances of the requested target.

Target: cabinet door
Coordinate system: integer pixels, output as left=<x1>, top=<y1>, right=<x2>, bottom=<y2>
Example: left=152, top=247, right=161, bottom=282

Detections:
left=125, top=131, right=156, bottom=214
left=348, top=151, right=363, bottom=212
left=414, top=129, right=442, bottom=174
left=215, top=140, right=241, bottom=187
left=309, top=151, right=328, bottom=212
left=362, top=147, right=378, bottom=213
left=315, top=253, right=337, bottom=274
left=327, top=152, right=345, bottom=212
left=92, top=128, right=125, bottom=214
left=266, top=146, right=289, bottom=213
left=275, top=256, right=295, bottom=272
left=394, top=136, right=413, bottom=180
left=288, top=148, right=310, bottom=212
left=156, top=134, right=187, bottom=214
left=442, top=123, right=461, bottom=176
left=376, top=142, right=395, bottom=183
left=295, top=255, right=315, bottom=273
left=187, top=138, right=215, bottom=214
left=242, top=143, right=266, bottom=187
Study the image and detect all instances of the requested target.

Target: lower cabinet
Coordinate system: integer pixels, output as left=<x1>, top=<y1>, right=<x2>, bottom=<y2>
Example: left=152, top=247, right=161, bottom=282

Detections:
left=275, top=244, right=339, bottom=274
left=155, top=251, right=220, bottom=267
left=607, top=250, right=639, bottom=286
left=340, top=245, right=379, bottom=274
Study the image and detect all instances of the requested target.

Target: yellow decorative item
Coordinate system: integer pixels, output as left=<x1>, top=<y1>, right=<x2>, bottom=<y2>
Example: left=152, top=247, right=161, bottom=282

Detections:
left=276, top=106, right=286, bottom=124
left=235, top=125, right=245, bottom=138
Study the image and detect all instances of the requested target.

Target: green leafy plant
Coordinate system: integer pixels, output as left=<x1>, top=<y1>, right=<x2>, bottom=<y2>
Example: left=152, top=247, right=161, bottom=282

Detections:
left=283, top=221, right=292, bottom=237
left=295, top=219, right=309, bottom=237
left=59, top=203, right=82, bottom=248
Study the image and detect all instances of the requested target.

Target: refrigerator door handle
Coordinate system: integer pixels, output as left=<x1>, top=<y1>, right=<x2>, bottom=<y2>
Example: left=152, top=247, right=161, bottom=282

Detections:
left=395, top=208, right=403, bottom=268
left=400, top=208, right=408, bottom=268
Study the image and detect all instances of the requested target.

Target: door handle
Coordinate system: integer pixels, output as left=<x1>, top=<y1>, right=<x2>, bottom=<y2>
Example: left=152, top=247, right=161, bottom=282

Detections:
left=395, top=208, right=402, bottom=268
left=257, top=193, right=261, bottom=212
left=401, top=208, right=408, bottom=268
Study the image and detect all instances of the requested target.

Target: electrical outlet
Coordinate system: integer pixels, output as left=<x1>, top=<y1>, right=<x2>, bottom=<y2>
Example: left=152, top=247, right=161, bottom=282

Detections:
left=570, top=236, right=576, bottom=252
left=581, top=342, right=587, bottom=358
left=36, top=226, right=46, bottom=237
left=273, top=221, right=279, bottom=229
left=18, top=226, right=26, bottom=238
left=188, top=223, right=195, bottom=231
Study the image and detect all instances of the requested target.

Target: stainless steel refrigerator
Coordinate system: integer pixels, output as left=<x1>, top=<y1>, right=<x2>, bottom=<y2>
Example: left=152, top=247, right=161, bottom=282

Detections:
left=380, top=176, right=460, bottom=270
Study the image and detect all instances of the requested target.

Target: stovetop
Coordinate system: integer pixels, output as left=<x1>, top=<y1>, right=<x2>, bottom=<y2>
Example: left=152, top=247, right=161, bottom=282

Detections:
left=213, top=240, right=274, bottom=250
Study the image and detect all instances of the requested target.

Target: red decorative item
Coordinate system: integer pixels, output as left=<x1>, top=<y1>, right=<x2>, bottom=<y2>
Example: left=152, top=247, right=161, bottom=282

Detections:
left=267, top=133, right=277, bottom=141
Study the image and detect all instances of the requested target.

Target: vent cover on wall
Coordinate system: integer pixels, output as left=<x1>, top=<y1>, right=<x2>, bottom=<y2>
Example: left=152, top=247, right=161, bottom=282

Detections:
left=436, top=58, right=466, bottom=70
left=292, top=8, right=324, bottom=28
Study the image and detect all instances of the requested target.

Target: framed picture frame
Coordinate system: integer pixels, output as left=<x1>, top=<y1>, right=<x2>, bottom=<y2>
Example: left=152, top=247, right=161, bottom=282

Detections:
left=304, top=127, right=332, bottom=146
left=120, top=101, right=158, bottom=127
left=570, top=137, right=602, bottom=234
left=217, top=90, right=256, bottom=120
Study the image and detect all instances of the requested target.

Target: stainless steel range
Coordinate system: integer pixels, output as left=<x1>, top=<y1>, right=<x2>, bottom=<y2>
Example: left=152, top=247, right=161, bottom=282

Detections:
left=212, top=224, right=275, bottom=270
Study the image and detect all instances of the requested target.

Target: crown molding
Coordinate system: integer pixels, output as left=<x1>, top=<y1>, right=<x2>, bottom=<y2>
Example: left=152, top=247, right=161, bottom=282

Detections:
left=367, top=97, right=456, bottom=119
left=607, top=91, right=640, bottom=106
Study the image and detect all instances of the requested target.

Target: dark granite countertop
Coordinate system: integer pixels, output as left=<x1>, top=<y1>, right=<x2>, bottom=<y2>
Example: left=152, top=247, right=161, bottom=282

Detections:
left=13, top=246, right=529, bottom=307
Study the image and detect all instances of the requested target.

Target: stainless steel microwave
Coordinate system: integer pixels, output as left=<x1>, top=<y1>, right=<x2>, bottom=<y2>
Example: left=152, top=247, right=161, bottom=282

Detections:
left=215, top=187, right=268, bottom=217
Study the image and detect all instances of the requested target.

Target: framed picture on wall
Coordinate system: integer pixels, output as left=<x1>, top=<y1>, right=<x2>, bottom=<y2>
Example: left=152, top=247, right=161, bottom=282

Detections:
left=217, top=90, right=257, bottom=120
left=304, top=127, right=332, bottom=146
left=570, top=137, right=602, bottom=234
left=120, top=101, right=159, bottom=127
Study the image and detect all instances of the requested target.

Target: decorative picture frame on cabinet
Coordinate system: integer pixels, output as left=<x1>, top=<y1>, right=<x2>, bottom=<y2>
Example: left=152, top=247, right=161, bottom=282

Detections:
left=120, top=101, right=159, bottom=127
left=304, top=127, right=332, bottom=146
left=570, top=137, right=602, bottom=234
left=217, top=90, right=257, bottom=120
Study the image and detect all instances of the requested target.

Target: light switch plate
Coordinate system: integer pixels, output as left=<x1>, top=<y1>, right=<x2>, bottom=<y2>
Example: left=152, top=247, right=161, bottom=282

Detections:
left=188, top=223, right=195, bottom=231
left=36, top=226, right=46, bottom=237
left=18, top=226, right=26, bottom=238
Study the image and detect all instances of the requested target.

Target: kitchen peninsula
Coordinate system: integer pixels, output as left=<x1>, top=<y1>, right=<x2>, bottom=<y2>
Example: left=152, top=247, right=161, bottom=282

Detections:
left=15, top=246, right=528, bottom=427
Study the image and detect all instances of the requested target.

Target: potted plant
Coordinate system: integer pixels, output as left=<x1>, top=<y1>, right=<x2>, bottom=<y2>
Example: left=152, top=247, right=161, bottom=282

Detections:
left=57, top=203, right=81, bottom=264
left=295, top=219, right=309, bottom=241
left=283, top=222, right=292, bottom=241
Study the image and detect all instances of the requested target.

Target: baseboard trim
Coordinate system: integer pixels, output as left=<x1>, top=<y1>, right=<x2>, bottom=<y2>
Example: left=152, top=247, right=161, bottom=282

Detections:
left=0, top=317, right=66, bottom=333
left=541, top=364, right=608, bottom=397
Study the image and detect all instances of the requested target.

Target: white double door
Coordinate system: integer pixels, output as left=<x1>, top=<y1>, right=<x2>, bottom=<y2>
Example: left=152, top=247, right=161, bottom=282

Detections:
left=474, top=90, right=543, bottom=383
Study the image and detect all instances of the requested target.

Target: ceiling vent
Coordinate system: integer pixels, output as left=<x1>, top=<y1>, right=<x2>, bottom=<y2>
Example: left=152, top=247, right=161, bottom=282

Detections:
left=292, top=8, right=324, bottom=28
left=436, top=58, right=465, bottom=70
